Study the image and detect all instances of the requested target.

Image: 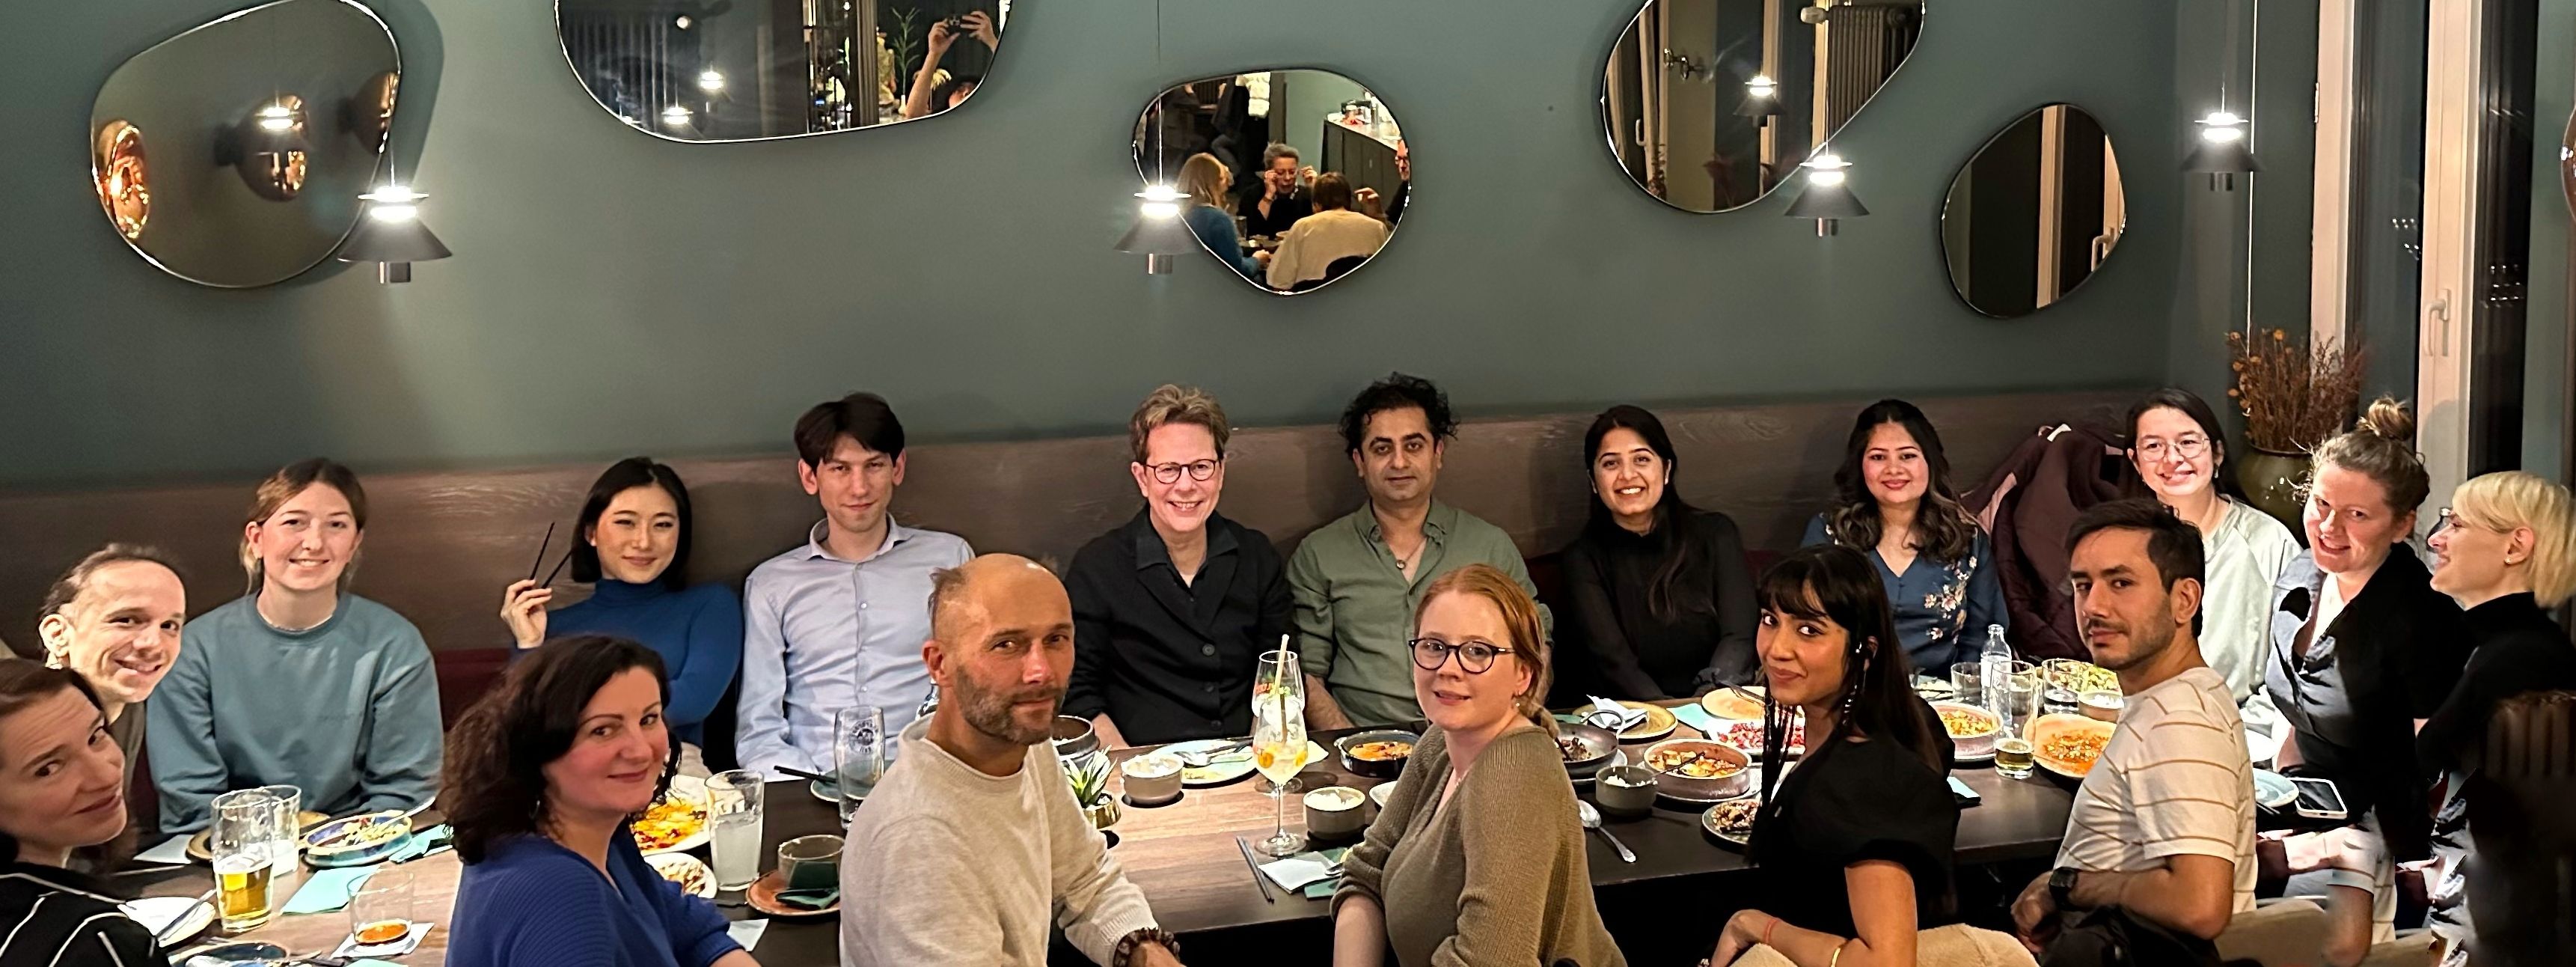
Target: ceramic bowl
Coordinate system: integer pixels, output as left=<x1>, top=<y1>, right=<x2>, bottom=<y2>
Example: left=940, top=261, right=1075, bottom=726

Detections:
left=1303, top=785, right=1369, bottom=840
left=1933, top=701, right=2002, bottom=759
left=1594, top=765, right=1659, bottom=817
left=1336, top=729, right=1419, bottom=779
left=1636, top=739, right=1752, bottom=802
left=1120, top=753, right=1184, bottom=805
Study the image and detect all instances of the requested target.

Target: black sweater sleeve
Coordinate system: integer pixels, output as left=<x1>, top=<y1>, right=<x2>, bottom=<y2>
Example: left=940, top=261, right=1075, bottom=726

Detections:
left=1697, top=513, right=1760, bottom=690
left=1562, top=539, right=1668, bottom=700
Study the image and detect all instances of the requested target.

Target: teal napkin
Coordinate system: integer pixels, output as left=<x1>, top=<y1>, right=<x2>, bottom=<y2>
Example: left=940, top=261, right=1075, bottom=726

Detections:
left=1297, top=847, right=1350, bottom=899
left=282, top=866, right=376, bottom=915
left=776, top=887, right=840, bottom=909
left=386, top=824, right=452, bottom=863
left=1670, top=704, right=1723, bottom=736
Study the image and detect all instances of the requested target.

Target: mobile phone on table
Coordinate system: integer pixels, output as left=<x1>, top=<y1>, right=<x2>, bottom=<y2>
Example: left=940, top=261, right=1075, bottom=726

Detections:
left=2290, top=777, right=2347, bottom=820
left=1948, top=775, right=1981, bottom=806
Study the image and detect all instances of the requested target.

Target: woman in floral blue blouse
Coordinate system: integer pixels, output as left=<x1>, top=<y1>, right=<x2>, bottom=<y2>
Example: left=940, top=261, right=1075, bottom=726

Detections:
left=1802, top=399, right=2007, bottom=674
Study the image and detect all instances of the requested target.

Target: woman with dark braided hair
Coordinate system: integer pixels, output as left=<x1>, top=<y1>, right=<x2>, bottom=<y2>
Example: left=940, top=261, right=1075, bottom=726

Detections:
left=1802, top=400, right=2008, bottom=675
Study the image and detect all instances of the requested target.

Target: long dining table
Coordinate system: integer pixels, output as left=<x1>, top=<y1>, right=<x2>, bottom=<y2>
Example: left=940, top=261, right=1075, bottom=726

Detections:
left=135, top=701, right=2076, bottom=966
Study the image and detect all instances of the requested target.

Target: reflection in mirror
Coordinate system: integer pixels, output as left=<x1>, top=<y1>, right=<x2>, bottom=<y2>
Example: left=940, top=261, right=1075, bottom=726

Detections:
left=1940, top=105, right=2128, bottom=318
left=1601, top=0, right=1920, bottom=213
left=88, top=0, right=399, bottom=287
left=1132, top=70, right=1407, bottom=294
left=556, top=0, right=1011, bottom=141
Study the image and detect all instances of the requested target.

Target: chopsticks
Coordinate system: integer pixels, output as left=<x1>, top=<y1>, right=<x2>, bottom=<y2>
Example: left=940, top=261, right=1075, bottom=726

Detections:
left=524, top=522, right=575, bottom=588
left=1235, top=837, right=1277, bottom=903
left=775, top=765, right=830, bottom=784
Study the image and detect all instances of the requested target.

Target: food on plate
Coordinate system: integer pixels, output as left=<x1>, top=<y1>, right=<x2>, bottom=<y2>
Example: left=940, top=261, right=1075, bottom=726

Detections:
left=310, top=815, right=406, bottom=850
left=1556, top=734, right=1604, bottom=763
left=2041, top=729, right=2110, bottom=766
left=1645, top=745, right=1745, bottom=779
left=1714, top=719, right=1805, bottom=754
left=1347, top=740, right=1413, bottom=762
left=631, top=795, right=708, bottom=851
left=2042, top=659, right=2119, bottom=695
left=1705, top=798, right=1759, bottom=840
left=1601, top=769, right=1648, bottom=789
left=646, top=852, right=713, bottom=897
left=1939, top=707, right=1998, bottom=739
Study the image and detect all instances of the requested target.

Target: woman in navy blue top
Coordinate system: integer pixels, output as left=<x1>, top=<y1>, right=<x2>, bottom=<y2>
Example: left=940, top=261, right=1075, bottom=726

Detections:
left=1175, top=153, right=1267, bottom=284
left=1802, top=400, right=2007, bottom=674
left=443, top=635, right=752, bottom=967
left=501, top=459, right=742, bottom=754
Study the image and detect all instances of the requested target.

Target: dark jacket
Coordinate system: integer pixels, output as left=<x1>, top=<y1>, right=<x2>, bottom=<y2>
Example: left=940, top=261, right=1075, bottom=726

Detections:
left=0, top=861, right=166, bottom=966
left=1558, top=510, right=1758, bottom=699
left=2266, top=548, right=2471, bottom=861
left=1962, top=423, right=2127, bottom=662
left=1065, top=510, right=1293, bottom=745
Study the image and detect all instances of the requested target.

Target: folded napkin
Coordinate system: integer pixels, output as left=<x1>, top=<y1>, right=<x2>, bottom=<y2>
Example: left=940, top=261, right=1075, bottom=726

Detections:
left=1584, top=697, right=1648, bottom=730
left=1258, top=846, right=1350, bottom=892
left=283, top=866, right=378, bottom=915
left=1669, top=703, right=1722, bottom=737
left=331, top=921, right=430, bottom=959
left=134, top=835, right=192, bottom=866
left=386, top=824, right=452, bottom=864
left=775, top=886, right=840, bottom=909
left=727, top=919, right=770, bottom=951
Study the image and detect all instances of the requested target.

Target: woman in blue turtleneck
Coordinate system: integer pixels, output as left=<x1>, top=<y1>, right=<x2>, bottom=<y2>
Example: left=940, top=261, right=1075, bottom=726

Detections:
left=501, top=459, right=741, bottom=769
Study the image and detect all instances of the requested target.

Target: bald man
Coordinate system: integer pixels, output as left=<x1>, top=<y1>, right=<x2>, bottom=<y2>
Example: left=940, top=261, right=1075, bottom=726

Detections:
left=840, top=555, right=1183, bottom=967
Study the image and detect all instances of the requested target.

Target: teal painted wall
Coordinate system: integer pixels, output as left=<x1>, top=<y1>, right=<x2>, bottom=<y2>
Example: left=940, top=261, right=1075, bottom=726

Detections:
left=0, top=0, right=2190, bottom=490
left=2526, top=0, right=2571, bottom=479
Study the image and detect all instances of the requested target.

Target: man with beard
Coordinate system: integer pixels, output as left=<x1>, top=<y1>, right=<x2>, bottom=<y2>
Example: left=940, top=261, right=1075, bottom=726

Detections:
left=841, top=555, right=1182, bottom=967
left=2011, top=500, right=2254, bottom=961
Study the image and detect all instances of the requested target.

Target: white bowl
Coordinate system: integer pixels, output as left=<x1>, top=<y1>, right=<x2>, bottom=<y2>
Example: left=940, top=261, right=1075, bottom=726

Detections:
left=1303, top=786, right=1368, bottom=838
left=1120, top=753, right=1184, bottom=804
left=1933, top=701, right=2001, bottom=759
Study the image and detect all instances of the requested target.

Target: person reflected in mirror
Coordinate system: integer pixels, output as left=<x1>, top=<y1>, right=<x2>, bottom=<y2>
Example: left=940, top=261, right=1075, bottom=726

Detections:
left=1065, top=386, right=1289, bottom=748
left=442, top=635, right=757, bottom=967
left=1173, top=154, right=1266, bottom=284
left=1356, top=140, right=1411, bottom=226
left=842, top=556, right=1183, bottom=967
left=1266, top=174, right=1389, bottom=292
left=1291, top=373, right=1545, bottom=729
left=149, top=459, right=443, bottom=832
left=1558, top=406, right=1757, bottom=701
left=1330, top=565, right=1623, bottom=967
left=498, top=458, right=741, bottom=777
left=36, top=545, right=187, bottom=870
left=1802, top=400, right=2006, bottom=675
left=902, top=10, right=997, bottom=119
left=0, top=660, right=168, bottom=967
left=1235, top=143, right=1315, bottom=241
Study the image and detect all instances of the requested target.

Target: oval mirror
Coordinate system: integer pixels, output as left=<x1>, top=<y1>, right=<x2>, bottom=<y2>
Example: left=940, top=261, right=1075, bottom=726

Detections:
left=89, top=0, right=399, bottom=287
left=1131, top=70, right=1407, bottom=294
left=556, top=0, right=1011, bottom=141
left=1940, top=104, right=2128, bottom=318
left=1601, top=0, right=1921, bottom=213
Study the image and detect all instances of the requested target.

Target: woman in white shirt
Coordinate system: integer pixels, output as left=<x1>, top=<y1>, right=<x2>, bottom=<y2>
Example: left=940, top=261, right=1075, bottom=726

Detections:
left=2124, top=389, right=2299, bottom=715
left=1266, top=174, right=1390, bottom=291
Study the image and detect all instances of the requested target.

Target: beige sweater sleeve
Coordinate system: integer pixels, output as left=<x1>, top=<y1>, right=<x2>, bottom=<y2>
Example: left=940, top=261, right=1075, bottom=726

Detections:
left=1041, top=751, right=1160, bottom=963
left=840, top=816, right=1012, bottom=965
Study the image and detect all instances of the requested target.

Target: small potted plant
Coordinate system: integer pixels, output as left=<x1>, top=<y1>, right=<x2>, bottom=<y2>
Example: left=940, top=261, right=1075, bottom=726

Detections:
left=2225, top=328, right=2367, bottom=525
left=1062, top=751, right=1120, bottom=832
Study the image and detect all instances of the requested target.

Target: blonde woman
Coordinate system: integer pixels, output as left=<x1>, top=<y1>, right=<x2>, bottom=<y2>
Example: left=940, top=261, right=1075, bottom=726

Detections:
left=2419, top=471, right=2576, bottom=966
left=1175, top=153, right=1265, bottom=283
left=1332, top=564, right=1624, bottom=967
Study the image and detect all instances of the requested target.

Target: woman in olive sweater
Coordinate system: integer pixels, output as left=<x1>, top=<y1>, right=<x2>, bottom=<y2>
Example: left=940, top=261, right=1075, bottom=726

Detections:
left=1332, top=564, right=1626, bottom=967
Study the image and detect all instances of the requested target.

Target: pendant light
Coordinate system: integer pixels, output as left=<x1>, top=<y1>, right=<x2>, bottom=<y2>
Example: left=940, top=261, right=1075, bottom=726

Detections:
left=334, top=144, right=450, bottom=283
left=1735, top=73, right=1782, bottom=118
left=1783, top=152, right=1867, bottom=237
left=1116, top=37, right=1198, bottom=276
left=2185, top=0, right=2261, bottom=190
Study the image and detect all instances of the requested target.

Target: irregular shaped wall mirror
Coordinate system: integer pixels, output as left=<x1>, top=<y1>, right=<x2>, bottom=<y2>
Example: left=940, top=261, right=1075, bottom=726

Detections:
left=1602, top=0, right=1921, bottom=213
left=556, top=0, right=1011, bottom=140
left=1131, top=70, right=1407, bottom=294
left=89, top=0, right=399, bottom=287
left=1940, top=104, right=2128, bottom=318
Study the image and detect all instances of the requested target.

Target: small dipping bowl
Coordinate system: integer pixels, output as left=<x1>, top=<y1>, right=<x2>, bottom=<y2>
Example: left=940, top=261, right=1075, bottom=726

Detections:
left=1120, top=752, right=1184, bottom=805
left=2078, top=689, right=2125, bottom=722
left=1594, top=765, right=1658, bottom=817
left=777, top=835, right=842, bottom=891
left=1303, top=785, right=1368, bottom=840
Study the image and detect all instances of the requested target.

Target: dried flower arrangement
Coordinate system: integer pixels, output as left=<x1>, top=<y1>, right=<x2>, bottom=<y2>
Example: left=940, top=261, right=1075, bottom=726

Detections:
left=2225, top=328, right=2368, bottom=453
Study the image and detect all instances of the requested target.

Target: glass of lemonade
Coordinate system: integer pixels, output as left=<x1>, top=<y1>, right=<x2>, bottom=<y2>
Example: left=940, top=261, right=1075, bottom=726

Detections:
left=706, top=769, right=765, bottom=892
left=1252, top=648, right=1308, bottom=858
left=211, top=791, right=278, bottom=933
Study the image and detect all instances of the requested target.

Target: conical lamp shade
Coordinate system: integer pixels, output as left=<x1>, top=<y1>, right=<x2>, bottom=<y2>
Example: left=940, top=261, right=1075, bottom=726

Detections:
left=1784, top=183, right=1869, bottom=219
left=1116, top=212, right=1200, bottom=256
left=2182, top=138, right=2262, bottom=174
left=336, top=216, right=452, bottom=264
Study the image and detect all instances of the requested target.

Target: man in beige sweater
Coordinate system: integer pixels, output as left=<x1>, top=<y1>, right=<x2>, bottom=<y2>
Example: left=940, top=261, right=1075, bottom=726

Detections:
left=840, top=555, right=1184, bottom=967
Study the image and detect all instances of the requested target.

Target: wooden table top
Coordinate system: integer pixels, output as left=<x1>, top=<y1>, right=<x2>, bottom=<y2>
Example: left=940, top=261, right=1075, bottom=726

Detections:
left=131, top=704, right=2077, bottom=966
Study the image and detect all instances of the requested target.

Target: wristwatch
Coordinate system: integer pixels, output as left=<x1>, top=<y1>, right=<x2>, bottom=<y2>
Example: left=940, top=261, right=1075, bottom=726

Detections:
left=2049, top=866, right=2082, bottom=911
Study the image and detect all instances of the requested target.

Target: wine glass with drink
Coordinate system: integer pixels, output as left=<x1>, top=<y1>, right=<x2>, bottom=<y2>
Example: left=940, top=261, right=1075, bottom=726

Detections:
left=1252, top=647, right=1309, bottom=858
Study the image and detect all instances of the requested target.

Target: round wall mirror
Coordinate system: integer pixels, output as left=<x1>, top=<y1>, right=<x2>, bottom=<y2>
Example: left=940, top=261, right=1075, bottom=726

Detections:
left=1131, top=70, right=1407, bottom=294
left=1600, top=0, right=1921, bottom=213
left=1939, top=103, right=2128, bottom=318
left=89, top=0, right=400, bottom=287
left=556, top=0, right=1012, bottom=141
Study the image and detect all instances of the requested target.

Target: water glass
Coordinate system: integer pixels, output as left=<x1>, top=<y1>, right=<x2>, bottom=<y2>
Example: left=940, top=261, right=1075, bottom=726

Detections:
left=834, top=706, right=886, bottom=824
left=348, top=871, right=413, bottom=947
left=1996, top=662, right=2044, bottom=739
left=1950, top=662, right=1986, bottom=707
left=254, top=784, right=302, bottom=871
left=706, top=769, right=765, bottom=891
left=211, top=791, right=279, bottom=933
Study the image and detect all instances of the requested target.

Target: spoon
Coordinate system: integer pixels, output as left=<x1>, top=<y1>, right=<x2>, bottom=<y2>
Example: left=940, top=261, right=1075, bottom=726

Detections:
left=1175, top=741, right=1250, bottom=769
left=1575, top=801, right=1634, bottom=863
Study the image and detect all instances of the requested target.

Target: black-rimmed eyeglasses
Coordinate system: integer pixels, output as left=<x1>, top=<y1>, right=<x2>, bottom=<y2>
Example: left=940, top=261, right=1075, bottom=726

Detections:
left=1145, top=459, right=1220, bottom=484
left=1410, top=638, right=1516, bottom=674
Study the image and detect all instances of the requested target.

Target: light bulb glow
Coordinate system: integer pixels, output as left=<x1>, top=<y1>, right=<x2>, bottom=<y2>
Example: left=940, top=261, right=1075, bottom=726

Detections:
left=1746, top=74, right=1777, bottom=97
left=673, top=15, right=692, bottom=28
left=361, top=183, right=423, bottom=222
left=1809, top=169, right=1846, bottom=186
left=256, top=103, right=296, bottom=130
left=2197, top=110, right=2246, bottom=143
left=699, top=70, right=726, bottom=92
left=1801, top=152, right=1852, bottom=186
left=661, top=104, right=694, bottom=126
left=368, top=204, right=418, bottom=222
left=1136, top=184, right=1187, bottom=220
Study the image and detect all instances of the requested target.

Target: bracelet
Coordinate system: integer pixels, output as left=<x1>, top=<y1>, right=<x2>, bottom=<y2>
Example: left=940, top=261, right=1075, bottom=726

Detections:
left=1112, top=927, right=1179, bottom=967
left=1763, top=915, right=1780, bottom=950
left=1830, top=944, right=1844, bottom=967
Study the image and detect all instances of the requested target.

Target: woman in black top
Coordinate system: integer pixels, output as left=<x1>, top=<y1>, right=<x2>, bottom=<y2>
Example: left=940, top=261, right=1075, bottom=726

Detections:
left=1560, top=406, right=1758, bottom=700
left=1707, top=546, right=1957, bottom=967
left=0, top=659, right=166, bottom=967
left=1065, top=385, right=1292, bottom=747
left=2265, top=401, right=2470, bottom=963
left=2418, top=471, right=2576, bottom=967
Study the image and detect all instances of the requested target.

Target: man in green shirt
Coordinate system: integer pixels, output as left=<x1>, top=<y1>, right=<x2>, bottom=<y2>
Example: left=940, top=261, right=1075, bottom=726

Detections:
left=1290, top=373, right=1544, bottom=728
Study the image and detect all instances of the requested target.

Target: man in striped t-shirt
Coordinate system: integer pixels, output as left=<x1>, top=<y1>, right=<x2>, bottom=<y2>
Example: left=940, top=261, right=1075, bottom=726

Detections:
left=2013, top=500, right=2257, bottom=955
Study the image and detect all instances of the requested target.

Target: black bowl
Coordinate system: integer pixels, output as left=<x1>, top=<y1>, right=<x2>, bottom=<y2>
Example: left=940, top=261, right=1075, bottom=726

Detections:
left=1557, top=723, right=1621, bottom=779
left=1336, top=729, right=1419, bottom=778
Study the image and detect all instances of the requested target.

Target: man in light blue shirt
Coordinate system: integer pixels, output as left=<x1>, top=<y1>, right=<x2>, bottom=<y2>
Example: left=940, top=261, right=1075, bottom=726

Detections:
left=738, top=393, right=972, bottom=778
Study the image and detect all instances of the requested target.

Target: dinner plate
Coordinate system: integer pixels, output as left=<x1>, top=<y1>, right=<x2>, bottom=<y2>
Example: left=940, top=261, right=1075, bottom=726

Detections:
left=2030, top=714, right=2114, bottom=779
left=1161, top=739, right=1330, bottom=787
left=635, top=774, right=712, bottom=855
left=1697, top=687, right=1766, bottom=722
left=2253, top=769, right=2298, bottom=810
left=123, top=895, right=215, bottom=948
left=1699, top=797, right=1758, bottom=849
left=1573, top=703, right=1677, bottom=743
left=646, top=852, right=718, bottom=899
left=1706, top=717, right=1805, bottom=760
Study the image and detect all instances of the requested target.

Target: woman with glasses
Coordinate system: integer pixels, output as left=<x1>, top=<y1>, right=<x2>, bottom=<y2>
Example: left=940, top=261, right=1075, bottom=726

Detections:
left=2123, top=389, right=2300, bottom=708
left=1065, top=385, right=1291, bottom=748
left=2419, top=472, right=2576, bottom=967
left=1332, top=564, right=1625, bottom=967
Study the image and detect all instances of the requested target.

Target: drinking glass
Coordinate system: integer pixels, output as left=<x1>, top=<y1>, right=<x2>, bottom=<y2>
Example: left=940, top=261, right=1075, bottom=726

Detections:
left=1950, top=662, right=1986, bottom=707
left=254, top=784, right=302, bottom=872
left=1997, top=662, right=2043, bottom=738
left=706, top=769, right=766, bottom=891
left=348, top=871, right=413, bottom=947
left=834, top=706, right=886, bottom=825
left=211, top=791, right=279, bottom=933
left=1251, top=649, right=1308, bottom=858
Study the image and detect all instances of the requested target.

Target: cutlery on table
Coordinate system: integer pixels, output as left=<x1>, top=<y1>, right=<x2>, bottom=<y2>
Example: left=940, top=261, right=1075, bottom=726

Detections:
left=1235, top=837, right=1278, bottom=903
left=1576, top=801, right=1635, bottom=864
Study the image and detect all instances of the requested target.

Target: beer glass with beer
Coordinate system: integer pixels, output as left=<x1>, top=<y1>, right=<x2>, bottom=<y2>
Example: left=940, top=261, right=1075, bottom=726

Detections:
left=212, top=790, right=279, bottom=933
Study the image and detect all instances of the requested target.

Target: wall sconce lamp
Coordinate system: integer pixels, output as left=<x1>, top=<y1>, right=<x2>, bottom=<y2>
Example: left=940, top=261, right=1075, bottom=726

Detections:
left=2183, top=110, right=2260, bottom=190
left=1115, top=184, right=1196, bottom=275
left=1783, top=152, right=1867, bottom=236
left=1735, top=73, right=1782, bottom=118
left=334, top=183, right=450, bottom=283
